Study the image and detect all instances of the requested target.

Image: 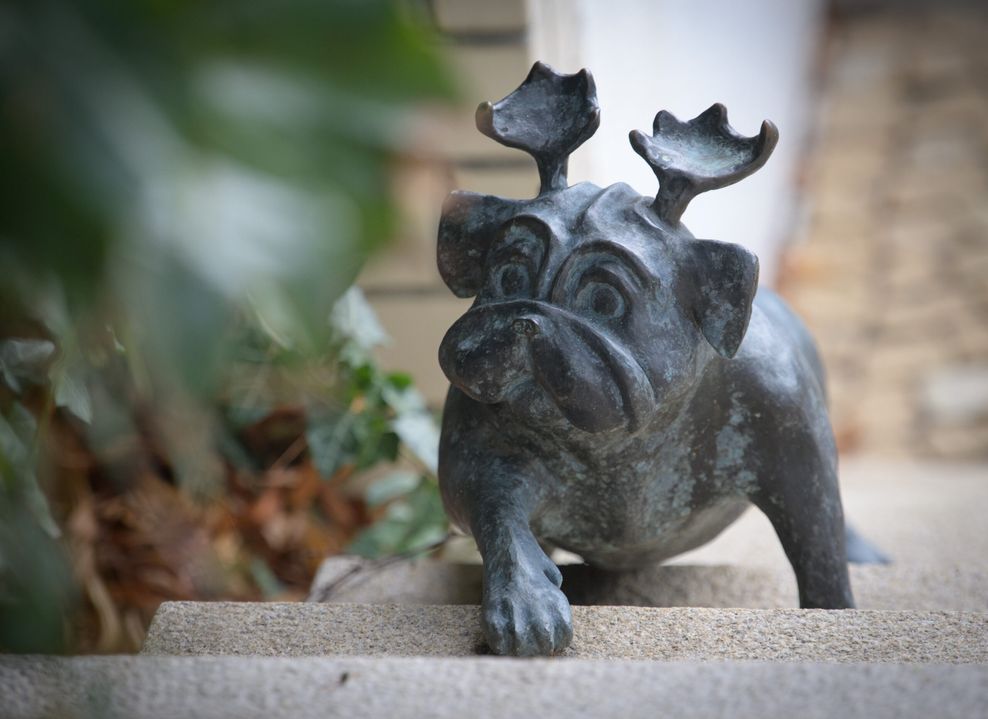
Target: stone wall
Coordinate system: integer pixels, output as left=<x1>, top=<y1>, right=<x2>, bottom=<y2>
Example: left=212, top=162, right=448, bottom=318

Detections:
left=779, top=5, right=988, bottom=460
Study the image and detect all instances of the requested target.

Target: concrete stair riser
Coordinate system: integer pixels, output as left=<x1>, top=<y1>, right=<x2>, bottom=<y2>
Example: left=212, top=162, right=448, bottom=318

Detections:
left=3, top=655, right=988, bottom=719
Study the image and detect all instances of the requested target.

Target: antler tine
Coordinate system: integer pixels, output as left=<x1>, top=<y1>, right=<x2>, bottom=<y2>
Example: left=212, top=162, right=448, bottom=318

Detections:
left=475, top=62, right=600, bottom=196
left=630, top=104, right=779, bottom=226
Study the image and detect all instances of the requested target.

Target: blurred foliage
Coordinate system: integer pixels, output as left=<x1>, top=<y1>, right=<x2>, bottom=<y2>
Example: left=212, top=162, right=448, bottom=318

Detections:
left=0, top=0, right=455, bottom=653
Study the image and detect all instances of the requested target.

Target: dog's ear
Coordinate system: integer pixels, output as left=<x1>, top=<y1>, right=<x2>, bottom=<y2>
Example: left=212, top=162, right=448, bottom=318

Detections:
left=688, top=239, right=759, bottom=359
left=437, top=191, right=519, bottom=297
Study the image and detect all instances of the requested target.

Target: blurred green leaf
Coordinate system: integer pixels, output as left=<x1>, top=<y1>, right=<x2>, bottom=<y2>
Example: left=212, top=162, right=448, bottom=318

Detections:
left=382, top=382, right=439, bottom=473
left=306, top=408, right=356, bottom=479
left=0, top=339, right=56, bottom=392
left=348, top=475, right=447, bottom=558
left=2, top=0, right=455, bottom=385
left=385, top=372, right=413, bottom=391
left=249, top=556, right=285, bottom=600
left=365, top=470, right=421, bottom=507
left=0, top=405, right=73, bottom=652
left=0, top=405, right=60, bottom=539
left=329, top=287, right=390, bottom=360
left=0, top=502, right=74, bottom=653
left=0, top=408, right=31, bottom=482
left=53, top=369, right=92, bottom=424
left=0, top=0, right=457, bottom=644
left=391, top=411, right=439, bottom=474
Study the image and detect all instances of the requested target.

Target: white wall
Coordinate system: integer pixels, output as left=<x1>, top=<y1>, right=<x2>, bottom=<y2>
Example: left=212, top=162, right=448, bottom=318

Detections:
left=528, top=0, right=825, bottom=284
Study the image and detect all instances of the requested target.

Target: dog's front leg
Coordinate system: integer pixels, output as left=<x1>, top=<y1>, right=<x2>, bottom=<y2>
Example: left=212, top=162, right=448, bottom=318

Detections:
left=477, top=510, right=572, bottom=656
left=443, top=458, right=572, bottom=656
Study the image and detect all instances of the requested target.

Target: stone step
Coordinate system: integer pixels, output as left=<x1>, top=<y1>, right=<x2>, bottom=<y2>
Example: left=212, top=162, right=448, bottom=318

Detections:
left=4, top=655, right=987, bottom=719
left=308, top=556, right=988, bottom=611
left=141, top=602, right=988, bottom=663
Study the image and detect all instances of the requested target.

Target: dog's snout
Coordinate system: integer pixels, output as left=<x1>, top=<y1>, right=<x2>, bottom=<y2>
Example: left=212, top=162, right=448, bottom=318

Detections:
left=512, top=316, right=541, bottom=338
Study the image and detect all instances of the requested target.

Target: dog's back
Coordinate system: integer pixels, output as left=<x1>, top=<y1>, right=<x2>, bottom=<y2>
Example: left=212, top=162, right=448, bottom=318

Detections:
left=752, top=289, right=827, bottom=395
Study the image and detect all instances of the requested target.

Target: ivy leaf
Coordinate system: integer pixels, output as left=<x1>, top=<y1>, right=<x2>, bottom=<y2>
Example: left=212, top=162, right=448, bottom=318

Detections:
left=386, top=372, right=413, bottom=391
left=348, top=476, right=448, bottom=558
left=0, top=407, right=60, bottom=539
left=0, top=411, right=30, bottom=478
left=365, top=470, right=421, bottom=507
left=330, top=287, right=389, bottom=358
left=306, top=408, right=356, bottom=479
left=0, top=339, right=56, bottom=393
left=391, top=411, right=439, bottom=475
left=53, top=370, right=93, bottom=425
left=382, top=383, right=439, bottom=474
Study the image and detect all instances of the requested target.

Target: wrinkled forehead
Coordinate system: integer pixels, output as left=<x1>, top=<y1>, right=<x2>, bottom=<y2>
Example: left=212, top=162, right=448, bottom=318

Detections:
left=492, top=182, right=682, bottom=283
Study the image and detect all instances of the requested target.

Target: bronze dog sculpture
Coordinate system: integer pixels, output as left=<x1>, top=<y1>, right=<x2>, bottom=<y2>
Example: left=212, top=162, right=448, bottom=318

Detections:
left=437, top=63, right=875, bottom=657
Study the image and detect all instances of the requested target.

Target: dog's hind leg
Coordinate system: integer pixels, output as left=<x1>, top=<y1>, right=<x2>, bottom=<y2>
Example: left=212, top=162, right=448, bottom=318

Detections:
left=751, top=420, right=855, bottom=609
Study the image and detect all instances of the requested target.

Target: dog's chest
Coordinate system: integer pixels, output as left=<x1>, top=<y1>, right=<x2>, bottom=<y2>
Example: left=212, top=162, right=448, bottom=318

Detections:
left=528, top=423, right=750, bottom=562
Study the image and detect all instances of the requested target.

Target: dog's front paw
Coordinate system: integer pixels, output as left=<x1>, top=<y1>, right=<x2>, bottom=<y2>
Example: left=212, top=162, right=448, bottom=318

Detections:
left=482, top=563, right=573, bottom=657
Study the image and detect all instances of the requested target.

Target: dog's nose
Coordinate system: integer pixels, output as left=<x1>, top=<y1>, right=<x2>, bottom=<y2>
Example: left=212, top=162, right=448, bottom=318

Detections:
left=512, top=316, right=540, bottom=338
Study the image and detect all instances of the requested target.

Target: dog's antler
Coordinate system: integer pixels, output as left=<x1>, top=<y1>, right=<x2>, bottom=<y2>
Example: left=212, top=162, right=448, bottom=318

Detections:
left=476, top=62, right=599, bottom=195
left=630, top=104, right=778, bottom=226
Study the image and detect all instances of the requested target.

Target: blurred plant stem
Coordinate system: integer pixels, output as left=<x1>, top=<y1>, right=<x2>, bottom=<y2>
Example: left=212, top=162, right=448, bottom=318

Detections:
left=0, top=0, right=455, bottom=652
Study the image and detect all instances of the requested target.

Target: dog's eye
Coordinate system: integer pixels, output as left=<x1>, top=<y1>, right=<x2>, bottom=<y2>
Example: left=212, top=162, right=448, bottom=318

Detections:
left=577, top=282, right=625, bottom=320
left=493, top=262, right=531, bottom=299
